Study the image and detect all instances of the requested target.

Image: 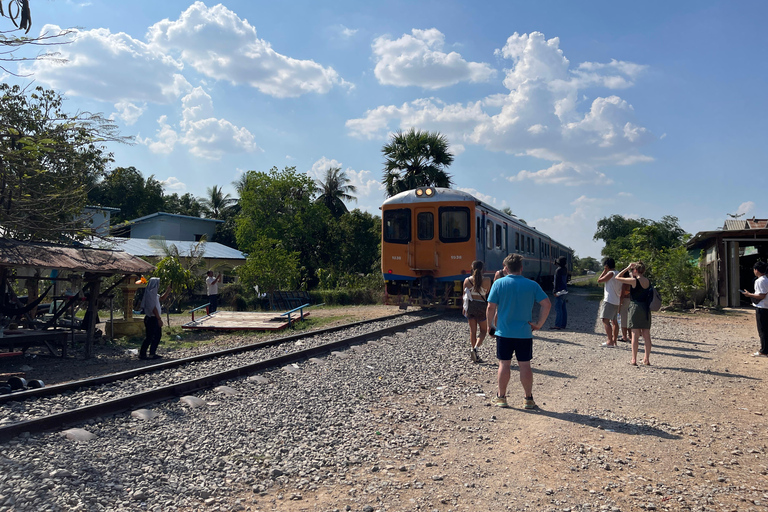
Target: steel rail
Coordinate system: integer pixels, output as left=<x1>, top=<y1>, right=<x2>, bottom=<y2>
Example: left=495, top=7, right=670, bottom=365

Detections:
left=0, top=313, right=442, bottom=438
left=0, top=311, right=414, bottom=405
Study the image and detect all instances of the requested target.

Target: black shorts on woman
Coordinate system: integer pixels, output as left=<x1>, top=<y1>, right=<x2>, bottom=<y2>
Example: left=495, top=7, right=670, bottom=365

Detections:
left=496, top=336, right=533, bottom=362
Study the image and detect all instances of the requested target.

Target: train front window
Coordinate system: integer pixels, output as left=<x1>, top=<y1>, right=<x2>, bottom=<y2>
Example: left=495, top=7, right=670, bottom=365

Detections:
left=439, top=207, right=470, bottom=243
left=417, top=212, right=434, bottom=240
left=383, top=209, right=411, bottom=244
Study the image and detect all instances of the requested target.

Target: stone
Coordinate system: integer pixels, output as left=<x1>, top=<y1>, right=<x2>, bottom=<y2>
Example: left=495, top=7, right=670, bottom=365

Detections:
left=180, top=396, right=206, bottom=408
left=131, top=409, right=158, bottom=420
left=61, top=428, right=96, bottom=442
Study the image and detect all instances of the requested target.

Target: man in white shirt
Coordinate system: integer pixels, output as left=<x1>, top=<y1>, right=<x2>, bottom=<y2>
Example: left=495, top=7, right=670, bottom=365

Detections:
left=597, top=257, right=623, bottom=347
left=206, top=270, right=222, bottom=314
left=742, top=261, right=768, bottom=357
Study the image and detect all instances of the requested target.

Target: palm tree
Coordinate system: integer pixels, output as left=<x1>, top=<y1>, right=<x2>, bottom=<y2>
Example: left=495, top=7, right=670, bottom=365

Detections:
left=381, top=128, right=454, bottom=197
left=200, top=185, right=236, bottom=219
left=315, top=166, right=357, bottom=217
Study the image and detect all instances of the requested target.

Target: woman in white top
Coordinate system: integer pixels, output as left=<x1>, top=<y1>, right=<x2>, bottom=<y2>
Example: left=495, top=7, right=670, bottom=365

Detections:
left=463, top=260, right=489, bottom=363
left=741, top=261, right=768, bottom=357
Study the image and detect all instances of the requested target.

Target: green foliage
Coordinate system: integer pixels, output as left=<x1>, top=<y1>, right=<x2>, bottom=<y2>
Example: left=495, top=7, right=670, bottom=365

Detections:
left=88, top=166, right=164, bottom=225
left=594, top=214, right=703, bottom=306
left=236, top=166, right=332, bottom=281
left=200, top=185, right=236, bottom=219
left=164, top=192, right=204, bottom=217
left=0, top=84, right=122, bottom=241
left=333, top=209, right=381, bottom=274
left=236, top=238, right=300, bottom=302
left=382, top=128, right=454, bottom=197
left=315, top=166, right=357, bottom=217
left=309, top=288, right=382, bottom=306
left=573, top=255, right=600, bottom=275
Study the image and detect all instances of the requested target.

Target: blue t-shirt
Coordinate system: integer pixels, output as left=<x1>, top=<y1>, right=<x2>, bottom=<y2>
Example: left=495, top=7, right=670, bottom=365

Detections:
left=487, top=274, right=548, bottom=338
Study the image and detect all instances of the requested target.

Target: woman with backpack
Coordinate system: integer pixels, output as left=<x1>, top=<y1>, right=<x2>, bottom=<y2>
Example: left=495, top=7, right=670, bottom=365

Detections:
left=616, top=261, right=653, bottom=366
left=463, top=260, right=489, bottom=363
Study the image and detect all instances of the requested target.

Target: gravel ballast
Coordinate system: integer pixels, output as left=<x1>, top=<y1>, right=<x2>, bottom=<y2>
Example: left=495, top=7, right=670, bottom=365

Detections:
left=0, top=293, right=766, bottom=512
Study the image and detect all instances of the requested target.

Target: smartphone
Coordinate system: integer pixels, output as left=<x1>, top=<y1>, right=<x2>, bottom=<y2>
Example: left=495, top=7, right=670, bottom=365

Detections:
left=740, top=289, right=747, bottom=293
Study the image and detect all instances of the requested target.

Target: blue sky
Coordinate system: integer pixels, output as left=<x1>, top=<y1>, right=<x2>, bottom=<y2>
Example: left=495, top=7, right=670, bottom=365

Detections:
left=5, top=1, right=766, bottom=258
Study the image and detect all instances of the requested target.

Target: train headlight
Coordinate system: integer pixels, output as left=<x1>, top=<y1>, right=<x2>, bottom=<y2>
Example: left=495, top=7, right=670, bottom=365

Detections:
left=425, top=187, right=434, bottom=196
left=415, top=188, right=424, bottom=197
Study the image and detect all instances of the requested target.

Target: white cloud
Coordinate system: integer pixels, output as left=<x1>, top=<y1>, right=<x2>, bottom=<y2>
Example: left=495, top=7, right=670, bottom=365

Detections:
left=507, top=162, right=611, bottom=186
left=139, top=88, right=260, bottom=160
left=372, top=28, right=495, bottom=89
left=531, top=194, right=613, bottom=257
left=147, top=2, right=350, bottom=98
left=161, top=177, right=186, bottom=191
left=456, top=188, right=508, bottom=209
left=738, top=201, right=755, bottom=216
left=309, top=157, right=383, bottom=210
left=349, top=30, right=653, bottom=179
left=309, top=157, right=343, bottom=180
left=137, top=115, right=178, bottom=154
left=339, top=25, right=358, bottom=38
left=112, top=101, right=147, bottom=125
left=21, top=24, right=191, bottom=104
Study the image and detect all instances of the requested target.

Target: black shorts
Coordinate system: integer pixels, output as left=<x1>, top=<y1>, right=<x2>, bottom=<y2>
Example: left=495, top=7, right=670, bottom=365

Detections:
left=496, top=336, right=533, bottom=362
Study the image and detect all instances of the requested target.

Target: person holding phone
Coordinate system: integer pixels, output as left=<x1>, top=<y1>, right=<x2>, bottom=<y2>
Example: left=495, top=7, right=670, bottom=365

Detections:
left=741, top=261, right=768, bottom=357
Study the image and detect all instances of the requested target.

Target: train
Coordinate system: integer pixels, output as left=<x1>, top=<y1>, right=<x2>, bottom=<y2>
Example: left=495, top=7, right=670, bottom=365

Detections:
left=381, top=187, right=574, bottom=308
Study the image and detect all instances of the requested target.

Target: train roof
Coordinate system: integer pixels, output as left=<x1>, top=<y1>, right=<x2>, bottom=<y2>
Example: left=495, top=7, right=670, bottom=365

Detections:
left=382, top=187, right=477, bottom=205
left=382, top=187, right=573, bottom=253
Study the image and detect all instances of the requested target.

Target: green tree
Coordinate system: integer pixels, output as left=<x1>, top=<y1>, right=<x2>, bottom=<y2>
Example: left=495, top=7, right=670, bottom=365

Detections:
left=236, top=166, right=331, bottom=280
left=382, top=128, right=454, bottom=197
left=315, top=166, right=357, bottom=217
left=335, top=209, right=381, bottom=274
left=200, top=185, right=235, bottom=220
left=573, top=255, right=600, bottom=275
left=88, top=166, right=164, bottom=224
left=164, top=192, right=204, bottom=217
left=236, top=238, right=299, bottom=310
left=0, top=84, right=123, bottom=241
left=149, top=236, right=206, bottom=317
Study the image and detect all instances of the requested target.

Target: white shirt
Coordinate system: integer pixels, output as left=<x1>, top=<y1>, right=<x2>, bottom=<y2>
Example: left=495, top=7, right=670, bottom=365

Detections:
left=755, top=275, right=768, bottom=309
left=206, top=276, right=219, bottom=295
left=603, top=270, right=623, bottom=306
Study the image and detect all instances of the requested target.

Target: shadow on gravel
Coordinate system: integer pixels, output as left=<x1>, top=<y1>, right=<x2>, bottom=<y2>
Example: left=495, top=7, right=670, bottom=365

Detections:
left=653, top=366, right=760, bottom=380
left=540, top=336, right=582, bottom=346
left=649, top=343, right=710, bottom=353
left=525, top=409, right=682, bottom=439
left=653, top=337, right=715, bottom=346
left=532, top=368, right=576, bottom=379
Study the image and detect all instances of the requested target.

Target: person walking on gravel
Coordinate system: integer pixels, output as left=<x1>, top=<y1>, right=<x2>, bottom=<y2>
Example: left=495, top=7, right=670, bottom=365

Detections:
left=139, top=277, right=172, bottom=360
left=741, top=261, right=768, bottom=357
left=486, top=254, right=551, bottom=409
left=616, top=261, right=653, bottom=366
left=463, top=260, right=489, bottom=363
left=597, top=257, right=623, bottom=347
left=552, top=256, right=568, bottom=330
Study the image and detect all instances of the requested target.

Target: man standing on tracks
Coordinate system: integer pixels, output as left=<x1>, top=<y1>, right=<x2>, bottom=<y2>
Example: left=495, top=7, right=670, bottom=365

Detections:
left=206, top=270, right=222, bottom=314
left=487, top=253, right=551, bottom=409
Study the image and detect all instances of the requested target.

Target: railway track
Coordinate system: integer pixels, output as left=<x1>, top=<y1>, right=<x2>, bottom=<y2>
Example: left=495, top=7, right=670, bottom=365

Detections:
left=0, top=312, right=442, bottom=439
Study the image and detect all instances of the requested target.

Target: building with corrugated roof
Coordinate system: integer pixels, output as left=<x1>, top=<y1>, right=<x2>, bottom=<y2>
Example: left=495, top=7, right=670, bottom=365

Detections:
left=686, top=217, right=768, bottom=307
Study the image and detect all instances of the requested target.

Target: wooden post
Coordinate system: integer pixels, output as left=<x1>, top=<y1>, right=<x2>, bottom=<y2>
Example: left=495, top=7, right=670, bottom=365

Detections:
left=83, top=274, right=101, bottom=359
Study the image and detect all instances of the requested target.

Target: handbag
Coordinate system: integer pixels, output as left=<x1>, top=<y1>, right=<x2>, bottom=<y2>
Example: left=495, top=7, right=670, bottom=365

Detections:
left=466, top=290, right=488, bottom=317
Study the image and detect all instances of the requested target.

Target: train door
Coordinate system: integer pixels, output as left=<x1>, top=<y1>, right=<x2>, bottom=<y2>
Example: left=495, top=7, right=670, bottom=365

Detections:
left=413, top=207, right=436, bottom=270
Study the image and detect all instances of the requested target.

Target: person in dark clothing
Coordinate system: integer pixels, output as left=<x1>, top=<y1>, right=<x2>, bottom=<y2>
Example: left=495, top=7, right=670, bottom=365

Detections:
left=552, top=256, right=568, bottom=330
left=139, top=278, right=172, bottom=360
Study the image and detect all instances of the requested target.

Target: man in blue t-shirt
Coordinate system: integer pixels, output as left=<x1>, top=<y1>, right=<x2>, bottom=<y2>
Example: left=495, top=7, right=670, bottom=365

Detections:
left=487, top=253, right=551, bottom=409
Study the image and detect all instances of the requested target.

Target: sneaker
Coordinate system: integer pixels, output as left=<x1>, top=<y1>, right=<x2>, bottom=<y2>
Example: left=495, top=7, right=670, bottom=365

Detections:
left=601, top=342, right=616, bottom=348
left=494, top=394, right=510, bottom=408
left=751, top=352, right=768, bottom=357
left=474, top=350, right=483, bottom=363
left=524, top=397, right=538, bottom=410
left=470, top=348, right=478, bottom=362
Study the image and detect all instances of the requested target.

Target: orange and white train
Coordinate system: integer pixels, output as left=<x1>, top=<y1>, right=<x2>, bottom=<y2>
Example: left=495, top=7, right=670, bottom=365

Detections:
left=381, top=187, right=574, bottom=308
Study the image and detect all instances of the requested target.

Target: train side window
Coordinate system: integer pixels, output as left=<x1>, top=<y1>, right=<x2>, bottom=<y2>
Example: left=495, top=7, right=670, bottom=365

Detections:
left=503, top=224, right=508, bottom=252
left=515, top=232, right=520, bottom=252
left=417, top=212, right=434, bottom=240
left=527, top=237, right=532, bottom=253
left=383, top=209, right=411, bottom=244
left=476, top=217, right=481, bottom=241
left=495, top=224, right=502, bottom=250
left=439, top=206, right=471, bottom=243
left=486, top=220, right=493, bottom=249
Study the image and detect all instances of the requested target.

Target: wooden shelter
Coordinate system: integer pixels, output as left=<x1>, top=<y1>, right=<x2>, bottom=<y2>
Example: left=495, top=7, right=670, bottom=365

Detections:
left=686, top=218, right=768, bottom=307
left=0, top=238, right=155, bottom=358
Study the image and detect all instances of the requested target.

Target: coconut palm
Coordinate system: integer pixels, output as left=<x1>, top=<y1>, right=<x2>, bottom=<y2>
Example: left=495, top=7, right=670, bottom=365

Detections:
left=200, top=185, right=236, bottom=219
left=381, top=128, right=454, bottom=197
left=315, top=166, right=357, bottom=217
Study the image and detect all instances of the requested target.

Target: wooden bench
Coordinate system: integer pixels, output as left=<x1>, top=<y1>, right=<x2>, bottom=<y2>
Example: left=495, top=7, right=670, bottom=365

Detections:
left=0, top=329, right=70, bottom=357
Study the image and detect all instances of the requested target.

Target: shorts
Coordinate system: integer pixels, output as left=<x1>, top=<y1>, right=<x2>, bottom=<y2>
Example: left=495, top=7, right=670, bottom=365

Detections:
left=598, top=300, right=619, bottom=320
left=467, top=311, right=487, bottom=322
left=496, top=336, right=533, bottom=362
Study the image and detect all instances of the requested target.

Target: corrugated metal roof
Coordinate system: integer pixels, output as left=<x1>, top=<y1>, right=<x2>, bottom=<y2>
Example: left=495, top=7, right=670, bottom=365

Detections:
left=723, top=219, right=748, bottom=230
left=0, top=239, right=155, bottom=274
left=101, top=238, right=246, bottom=260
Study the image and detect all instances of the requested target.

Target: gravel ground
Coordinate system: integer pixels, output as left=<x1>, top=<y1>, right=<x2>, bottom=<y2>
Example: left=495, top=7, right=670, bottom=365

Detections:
left=0, top=293, right=766, bottom=512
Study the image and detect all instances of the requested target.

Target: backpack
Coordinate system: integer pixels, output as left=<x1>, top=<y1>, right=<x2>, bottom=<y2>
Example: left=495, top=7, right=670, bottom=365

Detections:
left=648, top=285, right=662, bottom=312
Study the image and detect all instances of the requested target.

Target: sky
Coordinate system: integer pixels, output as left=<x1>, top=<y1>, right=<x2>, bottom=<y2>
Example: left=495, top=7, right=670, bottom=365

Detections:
left=4, top=1, right=767, bottom=258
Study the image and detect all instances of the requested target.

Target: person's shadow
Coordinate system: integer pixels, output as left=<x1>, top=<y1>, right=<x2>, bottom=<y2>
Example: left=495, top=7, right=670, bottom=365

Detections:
left=520, top=407, right=681, bottom=439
